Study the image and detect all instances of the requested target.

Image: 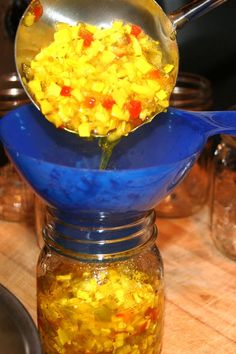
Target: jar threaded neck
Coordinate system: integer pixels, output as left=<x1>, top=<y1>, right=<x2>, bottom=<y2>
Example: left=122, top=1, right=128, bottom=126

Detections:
left=43, top=208, right=157, bottom=260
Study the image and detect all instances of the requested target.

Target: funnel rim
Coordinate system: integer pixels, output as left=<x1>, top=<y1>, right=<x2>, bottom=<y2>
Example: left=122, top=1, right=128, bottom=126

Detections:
left=5, top=142, right=200, bottom=175
left=0, top=104, right=204, bottom=173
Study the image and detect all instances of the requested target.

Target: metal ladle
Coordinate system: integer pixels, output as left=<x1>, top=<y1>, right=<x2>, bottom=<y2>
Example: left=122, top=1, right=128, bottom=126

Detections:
left=15, top=0, right=228, bottom=137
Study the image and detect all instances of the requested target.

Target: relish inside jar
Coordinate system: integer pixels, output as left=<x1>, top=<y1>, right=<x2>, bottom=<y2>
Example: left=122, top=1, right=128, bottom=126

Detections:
left=37, top=256, right=164, bottom=354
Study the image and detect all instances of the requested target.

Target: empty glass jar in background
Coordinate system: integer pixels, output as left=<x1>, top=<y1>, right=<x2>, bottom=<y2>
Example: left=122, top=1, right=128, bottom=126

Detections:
left=210, top=135, right=236, bottom=261
left=0, top=72, right=34, bottom=222
left=0, top=72, right=29, bottom=116
left=0, top=164, right=34, bottom=222
left=156, top=72, right=213, bottom=218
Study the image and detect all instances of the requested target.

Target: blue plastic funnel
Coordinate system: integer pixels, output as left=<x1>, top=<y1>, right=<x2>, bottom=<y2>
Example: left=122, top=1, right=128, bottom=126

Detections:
left=0, top=104, right=235, bottom=214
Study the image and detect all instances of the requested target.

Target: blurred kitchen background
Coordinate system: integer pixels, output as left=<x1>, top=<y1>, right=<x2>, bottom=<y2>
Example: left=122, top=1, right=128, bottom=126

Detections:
left=159, top=0, right=236, bottom=109
left=0, top=0, right=236, bottom=167
left=0, top=0, right=29, bottom=166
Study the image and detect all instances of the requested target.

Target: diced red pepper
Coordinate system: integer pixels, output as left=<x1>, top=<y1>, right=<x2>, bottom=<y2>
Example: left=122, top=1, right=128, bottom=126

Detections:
left=116, top=312, right=125, bottom=318
left=79, top=28, right=94, bottom=47
left=116, top=311, right=133, bottom=323
left=116, top=52, right=127, bottom=58
left=102, top=97, right=116, bottom=110
left=84, top=96, right=96, bottom=108
left=33, top=5, right=43, bottom=22
left=125, top=34, right=131, bottom=44
left=138, top=321, right=148, bottom=333
left=132, top=117, right=143, bottom=128
left=149, top=69, right=161, bottom=80
left=145, top=307, right=158, bottom=321
left=131, top=24, right=142, bottom=37
left=60, top=86, right=71, bottom=97
left=126, top=100, right=142, bottom=119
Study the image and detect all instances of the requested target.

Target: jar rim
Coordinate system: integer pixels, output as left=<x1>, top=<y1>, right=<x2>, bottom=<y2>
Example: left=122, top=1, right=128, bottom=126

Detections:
left=43, top=208, right=157, bottom=260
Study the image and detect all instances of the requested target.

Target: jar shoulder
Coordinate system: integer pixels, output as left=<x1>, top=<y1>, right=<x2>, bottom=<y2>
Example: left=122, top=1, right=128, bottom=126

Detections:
left=38, top=245, right=163, bottom=275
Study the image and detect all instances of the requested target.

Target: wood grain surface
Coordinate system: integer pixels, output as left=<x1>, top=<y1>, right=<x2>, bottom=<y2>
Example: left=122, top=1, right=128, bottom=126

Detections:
left=0, top=208, right=235, bottom=353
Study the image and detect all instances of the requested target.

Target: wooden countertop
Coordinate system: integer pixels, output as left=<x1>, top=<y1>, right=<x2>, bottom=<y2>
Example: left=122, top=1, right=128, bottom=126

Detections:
left=0, top=208, right=235, bottom=353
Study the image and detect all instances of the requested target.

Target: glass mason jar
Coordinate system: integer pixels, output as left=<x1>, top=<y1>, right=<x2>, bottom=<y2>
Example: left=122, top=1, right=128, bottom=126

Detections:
left=37, top=208, right=164, bottom=354
left=0, top=72, right=33, bottom=222
left=0, top=163, right=34, bottom=222
left=210, top=135, right=236, bottom=261
left=156, top=72, right=213, bottom=218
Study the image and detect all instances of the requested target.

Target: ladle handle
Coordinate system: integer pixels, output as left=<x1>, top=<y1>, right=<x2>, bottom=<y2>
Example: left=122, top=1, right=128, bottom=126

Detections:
left=169, top=0, right=228, bottom=30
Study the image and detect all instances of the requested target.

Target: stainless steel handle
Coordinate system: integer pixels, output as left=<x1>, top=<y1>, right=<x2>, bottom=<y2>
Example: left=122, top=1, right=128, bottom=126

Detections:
left=169, top=0, right=229, bottom=30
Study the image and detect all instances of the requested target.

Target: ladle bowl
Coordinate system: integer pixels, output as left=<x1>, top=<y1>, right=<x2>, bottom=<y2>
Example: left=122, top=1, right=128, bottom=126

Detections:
left=15, top=0, right=228, bottom=136
left=0, top=104, right=235, bottom=215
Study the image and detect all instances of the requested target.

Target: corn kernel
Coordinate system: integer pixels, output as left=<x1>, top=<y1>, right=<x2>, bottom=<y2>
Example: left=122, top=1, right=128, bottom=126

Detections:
left=134, top=57, right=154, bottom=74
left=131, top=36, right=143, bottom=56
left=78, top=123, right=91, bottom=137
left=92, top=82, right=105, bottom=93
left=71, top=88, right=83, bottom=101
left=156, top=89, right=167, bottom=100
left=164, top=64, right=174, bottom=73
left=40, top=100, right=53, bottom=115
left=23, top=12, right=35, bottom=27
left=101, top=51, right=116, bottom=64
left=47, top=82, right=61, bottom=97
left=54, top=29, right=71, bottom=43
left=111, top=104, right=125, bottom=120
left=131, top=83, right=154, bottom=97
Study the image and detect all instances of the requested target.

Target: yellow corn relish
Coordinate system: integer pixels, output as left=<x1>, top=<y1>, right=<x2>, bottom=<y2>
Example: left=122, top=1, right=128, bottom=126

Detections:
left=24, top=21, right=175, bottom=140
left=37, top=261, right=164, bottom=354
